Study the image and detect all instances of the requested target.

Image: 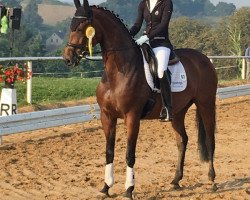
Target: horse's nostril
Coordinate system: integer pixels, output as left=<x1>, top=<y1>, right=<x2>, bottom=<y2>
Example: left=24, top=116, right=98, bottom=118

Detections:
left=64, top=59, right=71, bottom=66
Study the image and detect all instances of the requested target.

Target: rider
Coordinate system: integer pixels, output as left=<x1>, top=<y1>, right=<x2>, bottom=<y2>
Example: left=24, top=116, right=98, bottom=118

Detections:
left=129, top=0, right=173, bottom=121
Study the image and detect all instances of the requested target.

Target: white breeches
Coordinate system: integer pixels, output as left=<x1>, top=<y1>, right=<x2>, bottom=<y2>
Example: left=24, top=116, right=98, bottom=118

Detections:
left=152, top=47, right=171, bottom=79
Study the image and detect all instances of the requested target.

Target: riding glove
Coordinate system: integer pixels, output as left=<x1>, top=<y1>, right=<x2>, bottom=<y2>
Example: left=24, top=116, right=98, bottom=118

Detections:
left=136, top=35, right=149, bottom=45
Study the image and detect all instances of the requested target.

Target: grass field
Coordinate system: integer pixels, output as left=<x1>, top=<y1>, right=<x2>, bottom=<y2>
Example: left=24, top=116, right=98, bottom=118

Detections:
left=0, top=77, right=100, bottom=106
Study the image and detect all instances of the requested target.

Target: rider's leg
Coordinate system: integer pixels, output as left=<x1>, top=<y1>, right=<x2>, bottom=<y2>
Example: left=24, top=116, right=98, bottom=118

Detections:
left=153, top=47, right=173, bottom=121
left=160, top=71, right=172, bottom=121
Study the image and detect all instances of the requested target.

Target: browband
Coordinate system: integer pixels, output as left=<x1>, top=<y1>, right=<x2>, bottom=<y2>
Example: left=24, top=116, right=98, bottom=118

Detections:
left=73, top=15, right=87, bottom=19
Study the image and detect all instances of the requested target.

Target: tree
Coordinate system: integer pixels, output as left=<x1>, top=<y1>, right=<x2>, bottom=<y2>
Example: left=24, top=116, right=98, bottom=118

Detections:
left=22, top=0, right=43, bottom=30
left=228, top=8, right=250, bottom=49
left=215, top=2, right=236, bottom=17
left=203, top=0, right=216, bottom=16
left=192, top=0, right=206, bottom=16
left=27, top=32, right=45, bottom=56
left=9, top=1, right=47, bottom=57
left=0, top=34, right=10, bottom=57
left=100, top=0, right=140, bottom=25
left=0, top=0, right=20, bottom=7
left=174, top=0, right=194, bottom=17
left=225, top=8, right=250, bottom=76
left=53, top=18, right=71, bottom=41
left=11, top=26, right=33, bottom=56
left=214, top=8, right=250, bottom=56
left=169, top=17, right=213, bottom=53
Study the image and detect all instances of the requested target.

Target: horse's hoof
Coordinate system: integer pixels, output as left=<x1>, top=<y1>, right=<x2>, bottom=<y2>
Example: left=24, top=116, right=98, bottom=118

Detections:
left=100, top=183, right=110, bottom=197
left=124, top=186, right=134, bottom=199
left=211, top=183, right=218, bottom=192
left=171, top=183, right=182, bottom=190
left=246, top=187, right=250, bottom=195
left=97, top=192, right=109, bottom=200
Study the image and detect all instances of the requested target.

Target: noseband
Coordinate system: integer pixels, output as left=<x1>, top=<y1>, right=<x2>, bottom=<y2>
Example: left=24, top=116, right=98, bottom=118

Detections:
left=66, top=42, right=87, bottom=56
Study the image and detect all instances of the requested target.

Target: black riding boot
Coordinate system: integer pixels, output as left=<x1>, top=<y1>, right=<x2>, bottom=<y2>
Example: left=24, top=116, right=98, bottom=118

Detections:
left=159, top=70, right=173, bottom=121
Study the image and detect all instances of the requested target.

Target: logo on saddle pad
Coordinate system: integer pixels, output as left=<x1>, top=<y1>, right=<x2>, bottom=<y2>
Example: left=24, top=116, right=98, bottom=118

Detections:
left=168, top=67, right=187, bottom=92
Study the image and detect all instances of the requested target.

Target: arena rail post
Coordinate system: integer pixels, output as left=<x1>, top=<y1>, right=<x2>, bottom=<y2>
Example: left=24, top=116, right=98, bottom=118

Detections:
left=27, top=61, right=32, bottom=104
left=242, top=59, right=246, bottom=79
left=247, top=61, right=250, bottom=80
left=245, top=47, right=250, bottom=80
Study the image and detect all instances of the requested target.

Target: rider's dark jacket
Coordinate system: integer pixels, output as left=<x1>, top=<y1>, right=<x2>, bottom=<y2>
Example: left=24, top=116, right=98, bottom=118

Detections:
left=129, top=0, right=173, bottom=49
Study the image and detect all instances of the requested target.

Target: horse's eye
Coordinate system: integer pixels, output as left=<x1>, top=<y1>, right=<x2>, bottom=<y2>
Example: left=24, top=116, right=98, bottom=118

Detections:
left=76, top=28, right=82, bottom=32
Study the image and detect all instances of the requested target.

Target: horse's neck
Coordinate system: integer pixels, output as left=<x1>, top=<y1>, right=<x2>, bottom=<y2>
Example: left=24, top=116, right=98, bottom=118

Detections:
left=103, top=50, right=140, bottom=79
left=94, top=8, right=135, bottom=52
left=92, top=8, right=144, bottom=85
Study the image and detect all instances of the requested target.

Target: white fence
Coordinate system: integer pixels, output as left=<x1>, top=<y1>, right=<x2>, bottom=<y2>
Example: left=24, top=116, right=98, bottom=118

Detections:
left=0, top=104, right=100, bottom=135
left=0, top=104, right=100, bottom=144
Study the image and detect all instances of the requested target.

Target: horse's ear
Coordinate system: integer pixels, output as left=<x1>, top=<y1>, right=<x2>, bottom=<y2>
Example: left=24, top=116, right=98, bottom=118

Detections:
left=83, top=0, right=92, bottom=19
left=74, top=0, right=81, bottom=8
left=83, top=0, right=90, bottom=11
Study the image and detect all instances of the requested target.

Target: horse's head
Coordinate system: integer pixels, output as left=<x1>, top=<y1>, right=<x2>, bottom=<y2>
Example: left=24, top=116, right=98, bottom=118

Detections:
left=63, top=0, right=97, bottom=67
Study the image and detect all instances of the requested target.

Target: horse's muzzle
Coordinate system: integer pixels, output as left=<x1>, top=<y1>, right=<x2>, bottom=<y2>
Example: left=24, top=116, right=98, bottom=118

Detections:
left=63, top=56, right=79, bottom=67
left=63, top=47, right=82, bottom=67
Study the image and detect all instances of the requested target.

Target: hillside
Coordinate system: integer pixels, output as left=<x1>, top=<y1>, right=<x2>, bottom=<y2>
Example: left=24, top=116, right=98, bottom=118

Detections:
left=22, top=0, right=70, bottom=6
left=38, top=4, right=75, bottom=25
left=25, top=0, right=237, bottom=26
left=20, top=0, right=74, bottom=26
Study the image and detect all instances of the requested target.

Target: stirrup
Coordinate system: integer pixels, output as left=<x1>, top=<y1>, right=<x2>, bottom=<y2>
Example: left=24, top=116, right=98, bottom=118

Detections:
left=159, top=107, right=172, bottom=122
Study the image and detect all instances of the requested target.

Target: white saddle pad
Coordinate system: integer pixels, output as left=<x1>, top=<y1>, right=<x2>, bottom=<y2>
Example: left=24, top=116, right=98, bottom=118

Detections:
left=168, top=62, right=187, bottom=92
left=142, top=51, right=187, bottom=92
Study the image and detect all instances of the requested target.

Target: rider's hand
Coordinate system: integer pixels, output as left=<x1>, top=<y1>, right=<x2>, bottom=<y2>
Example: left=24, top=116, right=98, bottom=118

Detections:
left=136, top=35, right=149, bottom=45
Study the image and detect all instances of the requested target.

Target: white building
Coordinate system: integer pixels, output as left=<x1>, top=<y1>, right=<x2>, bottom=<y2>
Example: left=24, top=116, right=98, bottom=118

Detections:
left=46, top=32, right=64, bottom=52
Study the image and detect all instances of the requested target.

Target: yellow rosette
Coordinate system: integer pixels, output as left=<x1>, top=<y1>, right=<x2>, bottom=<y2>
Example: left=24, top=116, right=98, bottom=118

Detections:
left=85, top=26, right=95, bottom=57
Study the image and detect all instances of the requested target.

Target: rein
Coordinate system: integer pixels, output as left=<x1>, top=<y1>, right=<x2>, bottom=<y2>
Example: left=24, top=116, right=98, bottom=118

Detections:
left=67, top=42, right=138, bottom=61
left=85, top=45, right=139, bottom=61
left=104, top=45, right=138, bottom=52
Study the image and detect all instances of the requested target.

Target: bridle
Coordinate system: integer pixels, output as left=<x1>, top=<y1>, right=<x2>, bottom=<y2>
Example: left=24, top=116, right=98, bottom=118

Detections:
left=66, top=15, right=90, bottom=59
left=66, top=14, right=139, bottom=61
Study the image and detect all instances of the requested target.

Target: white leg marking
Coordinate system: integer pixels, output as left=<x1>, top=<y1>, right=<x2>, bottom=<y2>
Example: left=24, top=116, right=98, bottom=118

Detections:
left=105, top=163, right=114, bottom=187
left=125, top=166, right=135, bottom=190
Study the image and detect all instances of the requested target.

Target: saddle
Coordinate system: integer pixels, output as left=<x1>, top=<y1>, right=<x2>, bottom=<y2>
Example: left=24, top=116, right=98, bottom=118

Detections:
left=140, top=43, right=179, bottom=89
left=140, top=43, right=180, bottom=118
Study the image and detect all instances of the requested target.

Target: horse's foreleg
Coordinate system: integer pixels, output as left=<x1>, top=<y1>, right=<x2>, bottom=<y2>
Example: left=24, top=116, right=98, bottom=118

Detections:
left=100, top=111, right=117, bottom=197
left=171, top=107, right=189, bottom=189
left=124, top=114, right=140, bottom=199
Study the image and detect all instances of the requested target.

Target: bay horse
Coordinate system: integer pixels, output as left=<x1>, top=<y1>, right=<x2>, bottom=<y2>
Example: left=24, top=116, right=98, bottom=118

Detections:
left=63, top=0, right=218, bottom=198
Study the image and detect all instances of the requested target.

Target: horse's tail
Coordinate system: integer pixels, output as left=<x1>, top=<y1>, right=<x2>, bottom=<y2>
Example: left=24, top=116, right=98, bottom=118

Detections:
left=196, top=109, right=209, bottom=162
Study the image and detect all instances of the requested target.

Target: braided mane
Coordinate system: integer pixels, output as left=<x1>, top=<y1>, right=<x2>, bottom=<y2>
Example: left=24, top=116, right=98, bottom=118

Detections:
left=71, top=5, right=135, bottom=43
left=91, top=5, right=135, bottom=42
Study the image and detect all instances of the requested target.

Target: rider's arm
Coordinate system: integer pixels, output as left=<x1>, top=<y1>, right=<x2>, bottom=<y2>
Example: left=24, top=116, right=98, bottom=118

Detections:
left=148, top=0, right=173, bottom=39
left=129, top=1, right=144, bottom=37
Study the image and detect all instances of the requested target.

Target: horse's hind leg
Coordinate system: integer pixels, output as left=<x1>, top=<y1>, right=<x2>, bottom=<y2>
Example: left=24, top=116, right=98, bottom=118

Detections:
left=170, top=105, right=190, bottom=189
left=196, top=101, right=216, bottom=189
left=100, top=111, right=117, bottom=197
